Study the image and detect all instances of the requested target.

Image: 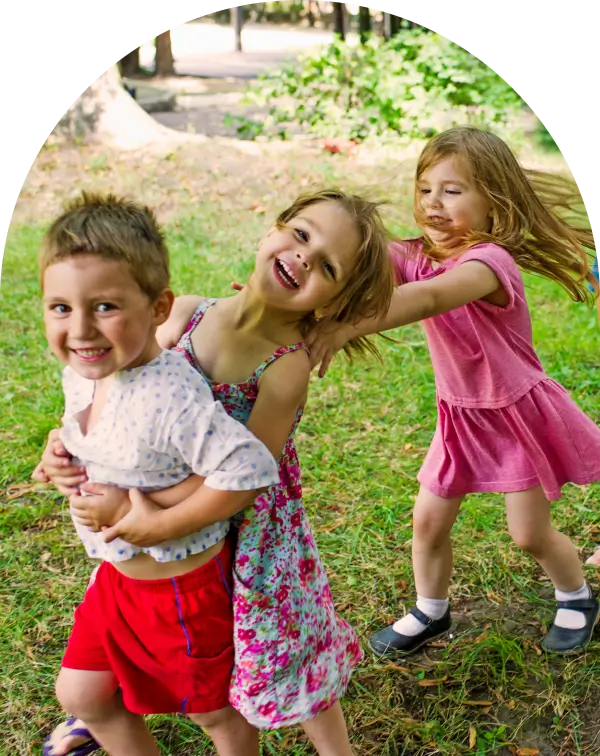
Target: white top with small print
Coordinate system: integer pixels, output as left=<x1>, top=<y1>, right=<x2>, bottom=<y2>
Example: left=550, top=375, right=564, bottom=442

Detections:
left=60, top=349, right=278, bottom=563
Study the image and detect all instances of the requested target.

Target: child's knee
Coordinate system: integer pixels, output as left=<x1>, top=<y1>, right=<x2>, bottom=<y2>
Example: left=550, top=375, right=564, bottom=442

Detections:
left=56, top=668, right=118, bottom=719
left=189, top=705, right=245, bottom=731
left=508, top=522, right=546, bottom=554
left=412, top=506, right=454, bottom=546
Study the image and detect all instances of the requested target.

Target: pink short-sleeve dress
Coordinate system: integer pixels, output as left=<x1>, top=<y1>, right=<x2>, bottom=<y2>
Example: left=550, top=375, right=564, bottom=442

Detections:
left=389, top=239, right=600, bottom=501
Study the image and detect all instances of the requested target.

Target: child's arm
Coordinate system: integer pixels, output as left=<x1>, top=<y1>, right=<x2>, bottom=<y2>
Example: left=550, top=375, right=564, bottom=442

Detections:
left=308, top=260, right=503, bottom=376
left=156, top=295, right=204, bottom=349
left=101, top=350, right=309, bottom=546
left=36, top=428, right=208, bottom=530
left=69, top=476, right=206, bottom=532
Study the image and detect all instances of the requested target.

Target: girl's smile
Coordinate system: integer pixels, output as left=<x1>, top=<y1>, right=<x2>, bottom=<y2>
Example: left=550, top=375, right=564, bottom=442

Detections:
left=254, top=201, right=361, bottom=315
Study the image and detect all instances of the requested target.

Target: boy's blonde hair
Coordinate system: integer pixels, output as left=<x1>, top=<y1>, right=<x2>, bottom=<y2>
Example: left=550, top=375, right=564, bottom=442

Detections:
left=40, top=192, right=169, bottom=299
left=277, top=189, right=394, bottom=358
left=414, top=127, right=595, bottom=301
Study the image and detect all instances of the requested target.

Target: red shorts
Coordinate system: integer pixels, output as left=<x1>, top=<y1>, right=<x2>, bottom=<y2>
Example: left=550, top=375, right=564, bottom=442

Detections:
left=63, top=538, right=234, bottom=714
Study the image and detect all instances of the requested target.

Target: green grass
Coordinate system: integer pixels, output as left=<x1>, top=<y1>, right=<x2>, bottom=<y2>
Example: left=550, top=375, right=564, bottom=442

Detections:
left=1, top=139, right=600, bottom=755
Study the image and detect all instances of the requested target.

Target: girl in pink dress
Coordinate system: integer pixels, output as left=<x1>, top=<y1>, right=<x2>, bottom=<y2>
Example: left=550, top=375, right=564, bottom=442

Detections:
left=309, top=127, right=599, bottom=656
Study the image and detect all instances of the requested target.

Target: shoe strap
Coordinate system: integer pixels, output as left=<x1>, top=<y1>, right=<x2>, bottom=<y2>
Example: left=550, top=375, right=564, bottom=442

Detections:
left=556, top=598, right=597, bottom=611
left=409, top=606, right=434, bottom=626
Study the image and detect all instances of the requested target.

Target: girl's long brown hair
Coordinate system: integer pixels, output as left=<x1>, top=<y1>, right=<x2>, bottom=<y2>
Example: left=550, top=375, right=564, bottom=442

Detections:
left=415, top=127, right=596, bottom=301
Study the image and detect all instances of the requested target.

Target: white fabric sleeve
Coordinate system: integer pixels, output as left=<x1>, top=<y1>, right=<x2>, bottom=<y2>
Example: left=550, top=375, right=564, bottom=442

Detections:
left=165, top=379, right=279, bottom=491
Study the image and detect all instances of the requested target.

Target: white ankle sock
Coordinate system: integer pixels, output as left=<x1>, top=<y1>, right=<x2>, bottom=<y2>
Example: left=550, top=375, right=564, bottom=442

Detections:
left=393, top=596, right=449, bottom=636
left=554, top=583, right=590, bottom=630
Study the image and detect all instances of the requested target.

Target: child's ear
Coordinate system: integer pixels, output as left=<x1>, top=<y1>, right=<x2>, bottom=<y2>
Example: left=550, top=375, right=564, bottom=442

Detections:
left=152, top=289, right=175, bottom=326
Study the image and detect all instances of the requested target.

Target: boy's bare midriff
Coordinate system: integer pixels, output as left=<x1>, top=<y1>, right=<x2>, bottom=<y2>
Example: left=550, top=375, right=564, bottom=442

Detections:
left=110, top=536, right=227, bottom=580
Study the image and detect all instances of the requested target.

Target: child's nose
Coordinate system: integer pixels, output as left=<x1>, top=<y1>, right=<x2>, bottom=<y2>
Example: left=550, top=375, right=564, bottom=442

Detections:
left=70, top=311, right=96, bottom=338
left=295, top=251, right=310, bottom=269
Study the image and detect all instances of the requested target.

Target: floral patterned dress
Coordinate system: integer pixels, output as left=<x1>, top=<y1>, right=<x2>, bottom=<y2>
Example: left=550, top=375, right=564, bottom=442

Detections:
left=176, top=300, right=362, bottom=728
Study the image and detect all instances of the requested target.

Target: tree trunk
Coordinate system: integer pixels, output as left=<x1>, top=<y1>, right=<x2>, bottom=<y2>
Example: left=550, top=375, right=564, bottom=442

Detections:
left=233, top=7, right=243, bottom=52
left=155, top=31, right=175, bottom=77
left=333, top=2, right=346, bottom=40
left=118, top=48, right=141, bottom=78
left=383, top=11, right=400, bottom=39
left=54, top=65, right=182, bottom=149
left=358, top=6, right=371, bottom=43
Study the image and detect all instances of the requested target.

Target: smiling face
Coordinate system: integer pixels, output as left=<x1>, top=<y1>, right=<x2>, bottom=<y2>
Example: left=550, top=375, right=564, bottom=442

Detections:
left=415, top=156, right=492, bottom=254
left=252, top=200, right=361, bottom=316
left=43, top=255, right=173, bottom=382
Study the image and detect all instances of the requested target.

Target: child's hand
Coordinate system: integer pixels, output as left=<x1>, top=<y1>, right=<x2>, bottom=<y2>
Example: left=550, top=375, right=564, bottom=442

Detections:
left=38, top=429, right=87, bottom=495
left=70, top=483, right=131, bottom=531
left=305, top=321, right=352, bottom=379
left=101, top=488, right=163, bottom=547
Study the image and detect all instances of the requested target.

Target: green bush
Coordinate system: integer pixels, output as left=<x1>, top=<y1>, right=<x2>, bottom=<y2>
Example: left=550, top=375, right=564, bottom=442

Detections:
left=241, top=31, right=524, bottom=142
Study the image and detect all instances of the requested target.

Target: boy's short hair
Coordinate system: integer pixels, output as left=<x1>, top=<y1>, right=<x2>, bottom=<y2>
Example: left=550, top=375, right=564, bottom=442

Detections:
left=40, top=192, right=169, bottom=300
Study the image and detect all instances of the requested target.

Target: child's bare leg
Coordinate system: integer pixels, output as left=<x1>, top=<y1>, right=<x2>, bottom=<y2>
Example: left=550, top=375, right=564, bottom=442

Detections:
left=505, top=486, right=584, bottom=591
left=300, top=701, right=353, bottom=756
left=55, top=668, right=160, bottom=756
left=506, top=485, right=599, bottom=653
left=370, top=487, right=461, bottom=655
left=189, top=706, right=259, bottom=756
left=412, top=487, right=463, bottom=600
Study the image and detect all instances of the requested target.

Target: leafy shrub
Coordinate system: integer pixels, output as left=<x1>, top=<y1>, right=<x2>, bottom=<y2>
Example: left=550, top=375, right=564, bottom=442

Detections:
left=239, top=31, right=524, bottom=142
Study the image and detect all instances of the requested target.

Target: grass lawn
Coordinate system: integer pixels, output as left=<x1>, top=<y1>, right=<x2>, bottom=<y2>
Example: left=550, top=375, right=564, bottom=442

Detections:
left=1, top=135, right=599, bottom=755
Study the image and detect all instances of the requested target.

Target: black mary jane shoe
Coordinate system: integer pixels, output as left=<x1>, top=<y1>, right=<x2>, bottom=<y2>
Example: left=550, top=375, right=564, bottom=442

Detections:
left=369, top=606, right=452, bottom=657
left=541, top=592, right=600, bottom=655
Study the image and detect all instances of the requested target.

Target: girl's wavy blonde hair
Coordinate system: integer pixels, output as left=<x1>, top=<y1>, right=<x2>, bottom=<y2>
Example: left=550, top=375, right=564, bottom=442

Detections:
left=414, top=127, right=596, bottom=301
left=275, top=189, right=395, bottom=359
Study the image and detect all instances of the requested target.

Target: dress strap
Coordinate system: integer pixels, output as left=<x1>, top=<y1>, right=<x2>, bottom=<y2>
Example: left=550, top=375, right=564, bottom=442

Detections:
left=253, top=342, right=309, bottom=381
left=182, top=298, right=216, bottom=338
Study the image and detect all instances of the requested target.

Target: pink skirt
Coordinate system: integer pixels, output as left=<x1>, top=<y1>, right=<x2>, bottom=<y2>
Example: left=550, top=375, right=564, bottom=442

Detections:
left=418, top=378, right=600, bottom=501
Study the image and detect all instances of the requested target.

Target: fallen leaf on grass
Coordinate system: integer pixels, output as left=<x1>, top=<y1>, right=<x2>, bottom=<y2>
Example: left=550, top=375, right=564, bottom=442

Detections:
left=469, top=726, right=477, bottom=750
left=509, top=748, right=540, bottom=756
left=417, top=674, right=449, bottom=687
left=507, top=699, right=517, bottom=710
left=463, top=700, right=493, bottom=706
left=5, top=483, right=44, bottom=500
left=428, top=640, right=449, bottom=648
left=385, top=663, right=411, bottom=673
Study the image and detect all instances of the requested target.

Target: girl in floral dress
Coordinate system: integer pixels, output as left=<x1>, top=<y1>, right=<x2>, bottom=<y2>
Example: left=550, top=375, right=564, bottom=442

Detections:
left=162, top=189, right=395, bottom=752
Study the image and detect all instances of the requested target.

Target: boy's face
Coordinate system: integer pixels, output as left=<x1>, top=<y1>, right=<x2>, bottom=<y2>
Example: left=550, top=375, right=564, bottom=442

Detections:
left=43, top=255, right=173, bottom=381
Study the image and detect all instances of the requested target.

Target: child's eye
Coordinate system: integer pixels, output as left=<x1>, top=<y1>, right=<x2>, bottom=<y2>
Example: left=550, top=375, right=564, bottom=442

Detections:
left=419, top=188, right=431, bottom=195
left=323, top=261, right=336, bottom=279
left=96, top=303, right=117, bottom=313
left=295, top=228, right=309, bottom=242
left=445, top=189, right=461, bottom=195
left=50, top=303, right=70, bottom=314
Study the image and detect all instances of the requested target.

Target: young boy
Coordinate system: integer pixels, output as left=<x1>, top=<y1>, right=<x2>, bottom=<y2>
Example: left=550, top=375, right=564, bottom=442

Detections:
left=39, top=192, right=278, bottom=756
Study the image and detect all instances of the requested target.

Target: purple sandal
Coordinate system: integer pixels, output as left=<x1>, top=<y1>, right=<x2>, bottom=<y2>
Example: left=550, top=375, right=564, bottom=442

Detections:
left=42, top=717, right=99, bottom=756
